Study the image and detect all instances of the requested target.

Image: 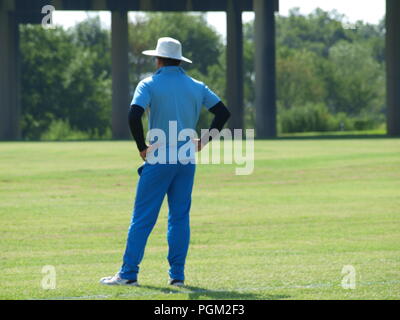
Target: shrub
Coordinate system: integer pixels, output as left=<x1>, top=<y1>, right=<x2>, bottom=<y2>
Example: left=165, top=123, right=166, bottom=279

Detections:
left=40, top=120, right=91, bottom=141
left=278, top=103, right=385, bottom=134
left=279, top=103, right=338, bottom=133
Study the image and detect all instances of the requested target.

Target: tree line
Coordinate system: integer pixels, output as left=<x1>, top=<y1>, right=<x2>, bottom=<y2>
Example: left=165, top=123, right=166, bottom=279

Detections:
left=20, top=9, right=386, bottom=140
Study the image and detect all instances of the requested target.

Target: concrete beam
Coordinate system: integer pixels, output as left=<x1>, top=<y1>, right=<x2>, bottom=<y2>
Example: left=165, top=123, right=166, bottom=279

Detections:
left=1, top=0, right=15, bottom=11
left=111, top=9, right=130, bottom=140
left=386, top=0, right=400, bottom=136
left=92, top=0, right=107, bottom=11
left=0, top=7, right=20, bottom=140
left=254, top=0, right=277, bottom=138
left=11, top=0, right=255, bottom=12
left=226, top=0, right=244, bottom=130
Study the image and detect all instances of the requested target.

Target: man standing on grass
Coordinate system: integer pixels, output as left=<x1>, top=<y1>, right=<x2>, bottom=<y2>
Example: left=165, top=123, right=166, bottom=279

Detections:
left=100, top=37, right=230, bottom=287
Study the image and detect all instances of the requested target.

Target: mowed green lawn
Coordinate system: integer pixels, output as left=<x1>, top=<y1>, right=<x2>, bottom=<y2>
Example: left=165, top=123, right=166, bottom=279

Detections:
left=0, top=139, right=399, bottom=300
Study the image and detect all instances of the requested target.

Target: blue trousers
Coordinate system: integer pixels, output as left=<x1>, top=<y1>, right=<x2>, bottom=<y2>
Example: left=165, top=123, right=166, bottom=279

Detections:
left=119, top=162, right=195, bottom=281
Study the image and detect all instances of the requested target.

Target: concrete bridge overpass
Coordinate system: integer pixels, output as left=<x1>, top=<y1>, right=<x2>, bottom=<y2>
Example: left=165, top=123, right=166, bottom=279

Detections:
left=0, top=0, right=399, bottom=140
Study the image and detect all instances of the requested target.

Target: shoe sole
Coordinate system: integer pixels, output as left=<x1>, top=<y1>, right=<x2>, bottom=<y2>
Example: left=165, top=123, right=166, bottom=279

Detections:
left=100, top=280, right=139, bottom=286
left=169, top=282, right=184, bottom=287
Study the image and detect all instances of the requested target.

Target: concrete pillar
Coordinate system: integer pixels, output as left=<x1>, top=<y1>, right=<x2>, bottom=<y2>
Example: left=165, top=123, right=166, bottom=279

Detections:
left=386, top=0, right=400, bottom=136
left=111, top=10, right=130, bottom=140
left=254, top=0, right=277, bottom=138
left=0, top=7, right=20, bottom=140
left=226, top=0, right=244, bottom=130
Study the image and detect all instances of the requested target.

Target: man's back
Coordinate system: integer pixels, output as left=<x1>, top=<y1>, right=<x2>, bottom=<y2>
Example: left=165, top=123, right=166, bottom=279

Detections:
left=132, top=66, right=220, bottom=139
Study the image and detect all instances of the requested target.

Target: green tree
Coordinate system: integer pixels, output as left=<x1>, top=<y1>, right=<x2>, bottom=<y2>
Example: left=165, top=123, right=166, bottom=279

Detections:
left=20, top=25, right=75, bottom=139
left=20, top=21, right=112, bottom=140
left=328, top=40, right=385, bottom=116
left=243, top=8, right=385, bottom=133
left=277, top=48, right=327, bottom=109
left=71, top=16, right=111, bottom=78
left=277, top=8, right=350, bottom=56
left=20, top=8, right=387, bottom=140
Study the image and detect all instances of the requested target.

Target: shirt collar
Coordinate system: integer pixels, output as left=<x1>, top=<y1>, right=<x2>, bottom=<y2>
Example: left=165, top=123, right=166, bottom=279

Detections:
left=155, top=66, right=185, bottom=75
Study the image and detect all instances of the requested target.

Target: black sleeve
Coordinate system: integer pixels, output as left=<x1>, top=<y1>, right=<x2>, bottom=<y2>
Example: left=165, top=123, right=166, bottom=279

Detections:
left=128, top=105, right=148, bottom=152
left=206, top=101, right=231, bottom=141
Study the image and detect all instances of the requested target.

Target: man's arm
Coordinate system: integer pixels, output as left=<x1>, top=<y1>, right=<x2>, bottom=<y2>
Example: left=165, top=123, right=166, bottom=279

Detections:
left=208, top=101, right=231, bottom=134
left=128, top=105, right=148, bottom=159
left=198, top=101, right=231, bottom=150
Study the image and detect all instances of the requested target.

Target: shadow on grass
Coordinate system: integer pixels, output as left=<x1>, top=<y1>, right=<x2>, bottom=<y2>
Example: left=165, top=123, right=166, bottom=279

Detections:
left=141, top=285, right=289, bottom=300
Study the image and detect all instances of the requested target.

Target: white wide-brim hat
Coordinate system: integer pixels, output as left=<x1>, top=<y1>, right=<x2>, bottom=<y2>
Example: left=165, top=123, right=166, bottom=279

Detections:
left=142, top=37, right=192, bottom=64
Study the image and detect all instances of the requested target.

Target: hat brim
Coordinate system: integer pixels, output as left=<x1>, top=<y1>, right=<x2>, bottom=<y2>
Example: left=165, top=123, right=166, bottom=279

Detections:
left=142, top=50, right=192, bottom=64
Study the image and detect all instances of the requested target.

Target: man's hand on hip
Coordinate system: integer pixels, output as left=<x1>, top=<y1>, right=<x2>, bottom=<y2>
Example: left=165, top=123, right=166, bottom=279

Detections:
left=139, top=148, right=148, bottom=161
left=192, top=138, right=207, bottom=152
left=139, top=144, right=159, bottom=161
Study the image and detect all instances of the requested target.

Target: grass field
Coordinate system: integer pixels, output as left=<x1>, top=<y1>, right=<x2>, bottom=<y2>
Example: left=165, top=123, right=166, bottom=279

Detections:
left=0, top=138, right=399, bottom=300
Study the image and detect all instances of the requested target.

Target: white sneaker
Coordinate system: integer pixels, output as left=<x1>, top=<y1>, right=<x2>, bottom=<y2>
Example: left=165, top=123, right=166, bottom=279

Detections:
left=99, top=274, right=139, bottom=286
left=169, top=279, right=185, bottom=287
